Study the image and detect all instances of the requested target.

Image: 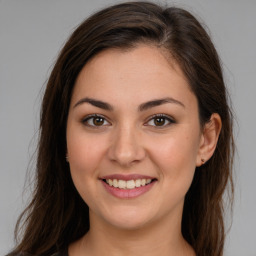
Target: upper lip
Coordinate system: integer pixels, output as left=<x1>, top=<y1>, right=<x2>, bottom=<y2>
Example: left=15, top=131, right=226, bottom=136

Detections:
left=100, top=174, right=156, bottom=181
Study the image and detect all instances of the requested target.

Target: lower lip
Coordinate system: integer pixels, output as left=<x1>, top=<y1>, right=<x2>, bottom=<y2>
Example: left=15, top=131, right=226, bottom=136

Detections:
left=101, top=180, right=156, bottom=199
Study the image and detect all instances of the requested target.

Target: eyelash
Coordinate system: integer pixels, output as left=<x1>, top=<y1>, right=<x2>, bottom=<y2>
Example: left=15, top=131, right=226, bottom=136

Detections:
left=145, top=114, right=176, bottom=128
left=81, top=114, right=175, bottom=128
left=82, top=114, right=110, bottom=128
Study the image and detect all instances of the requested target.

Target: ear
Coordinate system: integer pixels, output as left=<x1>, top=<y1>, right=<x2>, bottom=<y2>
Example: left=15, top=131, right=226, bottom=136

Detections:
left=196, top=113, right=222, bottom=167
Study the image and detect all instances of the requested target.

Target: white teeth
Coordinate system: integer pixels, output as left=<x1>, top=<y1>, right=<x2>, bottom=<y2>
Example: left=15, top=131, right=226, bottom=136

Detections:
left=118, top=180, right=126, bottom=189
left=126, top=180, right=135, bottom=189
left=135, top=179, right=141, bottom=187
left=105, top=178, right=153, bottom=189
left=113, top=179, right=118, bottom=188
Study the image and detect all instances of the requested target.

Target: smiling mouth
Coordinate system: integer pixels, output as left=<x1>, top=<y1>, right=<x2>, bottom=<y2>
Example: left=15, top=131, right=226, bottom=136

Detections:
left=102, top=178, right=157, bottom=190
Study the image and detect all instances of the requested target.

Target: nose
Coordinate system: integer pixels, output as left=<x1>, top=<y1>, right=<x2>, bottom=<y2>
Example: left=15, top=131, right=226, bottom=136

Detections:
left=107, top=125, right=146, bottom=167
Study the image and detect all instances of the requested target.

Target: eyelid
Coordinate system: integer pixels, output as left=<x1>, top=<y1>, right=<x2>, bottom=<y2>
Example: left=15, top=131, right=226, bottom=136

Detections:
left=81, top=114, right=111, bottom=127
left=144, top=114, right=176, bottom=127
left=81, top=113, right=175, bottom=128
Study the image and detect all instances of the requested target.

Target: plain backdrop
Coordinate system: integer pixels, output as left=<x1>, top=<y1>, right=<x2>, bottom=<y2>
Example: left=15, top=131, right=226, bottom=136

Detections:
left=1, top=0, right=256, bottom=255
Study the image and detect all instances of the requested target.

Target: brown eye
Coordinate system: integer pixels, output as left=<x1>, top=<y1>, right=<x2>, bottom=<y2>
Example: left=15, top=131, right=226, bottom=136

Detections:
left=82, top=115, right=110, bottom=127
left=146, top=114, right=175, bottom=128
left=154, top=117, right=166, bottom=126
left=93, top=117, right=104, bottom=126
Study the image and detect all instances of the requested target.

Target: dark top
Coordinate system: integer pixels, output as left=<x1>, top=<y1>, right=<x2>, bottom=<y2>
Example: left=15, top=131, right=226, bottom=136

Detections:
left=52, top=247, right=68, bottom=256
left=12, top=248, right=69, bottom=256
left=51, top=253, right=68, bottom=256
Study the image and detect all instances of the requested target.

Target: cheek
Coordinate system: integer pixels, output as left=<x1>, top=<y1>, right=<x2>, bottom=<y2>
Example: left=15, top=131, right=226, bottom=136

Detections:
left=67, top=133, right=107, bottom=205
left=150, top=131, right=199, bottom=183
left=152, top=136, right=199, bottom=209
left=67, top=130, right=107, bottom=181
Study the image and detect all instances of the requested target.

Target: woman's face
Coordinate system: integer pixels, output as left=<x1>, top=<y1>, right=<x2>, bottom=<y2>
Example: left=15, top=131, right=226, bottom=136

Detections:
left=66, top=45, right=204, bottom=230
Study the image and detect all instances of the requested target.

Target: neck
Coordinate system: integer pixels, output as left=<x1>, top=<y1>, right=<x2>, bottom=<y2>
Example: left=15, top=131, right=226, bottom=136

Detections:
left=69, top=210, right=195, bottom=256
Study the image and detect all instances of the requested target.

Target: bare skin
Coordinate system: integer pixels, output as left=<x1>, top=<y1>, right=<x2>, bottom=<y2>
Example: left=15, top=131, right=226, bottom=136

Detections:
left=69, top=210, right=195, bottom=256
left=66, top=45, right=221, bottom=256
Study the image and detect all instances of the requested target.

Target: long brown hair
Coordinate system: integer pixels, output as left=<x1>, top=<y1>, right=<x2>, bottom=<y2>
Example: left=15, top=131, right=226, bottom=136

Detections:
left=9, top=2, right=234, bottom=256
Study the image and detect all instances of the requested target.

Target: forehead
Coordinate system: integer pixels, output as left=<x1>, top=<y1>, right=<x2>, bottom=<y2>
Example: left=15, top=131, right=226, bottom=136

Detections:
left=71, top=45, right=196, bottom=109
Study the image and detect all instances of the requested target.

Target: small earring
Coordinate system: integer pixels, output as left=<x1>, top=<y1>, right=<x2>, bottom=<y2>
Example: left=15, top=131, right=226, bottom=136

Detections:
left=66, top=155, right=69, bottom=162
left=201, top=158, right=205, bottom=164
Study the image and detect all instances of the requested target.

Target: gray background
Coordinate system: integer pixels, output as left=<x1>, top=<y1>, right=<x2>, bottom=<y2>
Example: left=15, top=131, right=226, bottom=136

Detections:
left=1, top=0, right=255, bottom=255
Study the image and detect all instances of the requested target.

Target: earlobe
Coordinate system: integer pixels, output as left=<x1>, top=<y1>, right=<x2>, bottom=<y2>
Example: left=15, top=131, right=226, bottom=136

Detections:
left=196, top=113, right=222, bottom=167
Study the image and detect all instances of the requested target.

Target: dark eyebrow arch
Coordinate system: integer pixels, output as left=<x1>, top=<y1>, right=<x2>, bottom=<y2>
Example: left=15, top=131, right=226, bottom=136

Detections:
left=73, top=97, right=113, bottom=111
left=73, top=97, right=184, bottom=111
left=138, top=97, right=185, bottom=111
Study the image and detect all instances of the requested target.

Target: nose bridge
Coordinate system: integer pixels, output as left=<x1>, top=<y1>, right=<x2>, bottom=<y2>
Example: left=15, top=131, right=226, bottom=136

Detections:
left=108, top=121, right=145, bottom=166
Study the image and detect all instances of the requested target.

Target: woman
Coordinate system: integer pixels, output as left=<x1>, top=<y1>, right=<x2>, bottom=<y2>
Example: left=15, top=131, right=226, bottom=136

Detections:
left=8, top=2, right=234, bottom=256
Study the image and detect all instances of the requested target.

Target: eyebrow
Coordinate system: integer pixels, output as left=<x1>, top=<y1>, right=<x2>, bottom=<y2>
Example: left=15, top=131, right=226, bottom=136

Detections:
left=73, top=97, right=113, bottom=111
left=138, top=97, right=185, bottom=111
left=73, top=97, right=185, bottom=111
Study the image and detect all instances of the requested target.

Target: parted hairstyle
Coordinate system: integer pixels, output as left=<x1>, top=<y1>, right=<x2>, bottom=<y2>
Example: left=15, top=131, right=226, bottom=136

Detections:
left=9, top=2, right=234, bottom=256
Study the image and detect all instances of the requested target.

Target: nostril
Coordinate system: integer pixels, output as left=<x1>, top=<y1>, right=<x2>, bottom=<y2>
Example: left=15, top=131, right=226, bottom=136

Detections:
left=107, top=133, right=146, bottom=165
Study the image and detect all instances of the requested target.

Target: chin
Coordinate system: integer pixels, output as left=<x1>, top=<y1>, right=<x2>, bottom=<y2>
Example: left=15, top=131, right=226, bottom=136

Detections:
left=106, top=216, right=152, bottom=231
left=93, top=204, right=157, bottom=231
